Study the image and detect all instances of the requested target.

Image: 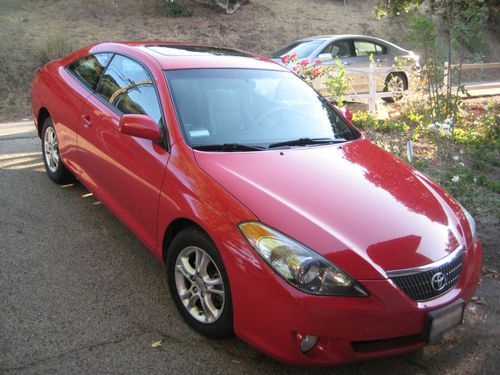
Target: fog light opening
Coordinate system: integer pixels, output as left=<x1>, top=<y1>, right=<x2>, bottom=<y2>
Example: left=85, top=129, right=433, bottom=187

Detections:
left=298, top=333, right=318, bottom=353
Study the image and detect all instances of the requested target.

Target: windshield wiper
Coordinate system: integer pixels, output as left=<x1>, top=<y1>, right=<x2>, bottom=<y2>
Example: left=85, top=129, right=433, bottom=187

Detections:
left=193, top=143, right=266, bottom=152
left=268, top=137, right=348, bottom=149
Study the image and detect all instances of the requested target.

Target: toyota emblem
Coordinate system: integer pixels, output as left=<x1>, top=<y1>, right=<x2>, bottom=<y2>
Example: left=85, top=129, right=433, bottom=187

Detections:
left=431, top=272, right=447, bottom=291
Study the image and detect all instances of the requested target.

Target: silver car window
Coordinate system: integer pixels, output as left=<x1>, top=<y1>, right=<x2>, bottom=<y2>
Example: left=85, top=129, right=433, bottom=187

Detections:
left=354, top=41, right=387, bottom=57
left=327, top=41, right=352, bottom=58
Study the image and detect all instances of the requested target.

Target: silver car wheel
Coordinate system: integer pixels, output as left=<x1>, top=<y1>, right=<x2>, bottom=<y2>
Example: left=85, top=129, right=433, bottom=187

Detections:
left=387, top=75, right=405, bottom=94
left=174, top=246, right=225, bottom=324
left=44, top=126, right=59, bottom=173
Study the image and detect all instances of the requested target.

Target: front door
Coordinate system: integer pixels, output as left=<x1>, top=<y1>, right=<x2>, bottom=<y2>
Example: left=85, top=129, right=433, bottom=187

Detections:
left=318, top=39, right=365, bottom=95
left=77, top=54, right=170, bottom=250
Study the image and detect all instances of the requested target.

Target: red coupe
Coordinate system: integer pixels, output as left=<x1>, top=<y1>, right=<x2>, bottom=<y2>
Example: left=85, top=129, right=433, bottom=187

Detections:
left=31, top=42, right=481, bottom=365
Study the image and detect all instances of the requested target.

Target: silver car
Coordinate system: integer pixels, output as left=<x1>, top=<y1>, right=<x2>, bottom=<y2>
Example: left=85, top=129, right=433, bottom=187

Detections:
left=270, top=35, right=419, bottom=101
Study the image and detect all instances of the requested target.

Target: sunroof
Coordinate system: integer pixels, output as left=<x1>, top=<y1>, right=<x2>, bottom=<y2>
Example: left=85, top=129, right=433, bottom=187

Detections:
left=146, top=45, right=252, bottom=57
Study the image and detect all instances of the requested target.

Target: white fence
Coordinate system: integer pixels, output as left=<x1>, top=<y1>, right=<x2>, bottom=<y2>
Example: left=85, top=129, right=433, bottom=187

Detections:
left=343, top=64, right=401, bottom=114
left=329, top=62, right=500, bottom=115
left=326, top=64, right=408, bottom=114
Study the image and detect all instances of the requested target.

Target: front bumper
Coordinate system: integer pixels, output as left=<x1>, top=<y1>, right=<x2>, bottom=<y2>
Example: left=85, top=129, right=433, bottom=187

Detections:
left=225, top=238, right=482, bottom=366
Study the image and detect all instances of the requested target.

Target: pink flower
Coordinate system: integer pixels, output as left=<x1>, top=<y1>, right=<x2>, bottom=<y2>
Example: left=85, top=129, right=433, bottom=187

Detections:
left=314, top=59, right=321, bottom=65
left=299, top=58, right=310, bottom=67
left=281, top=54, right=289, bottom=64
left=290, top=53, right=298, bottom=60
left=292, top=66, right=300, bottom=72
left=311, top=67, right=322, bottom=77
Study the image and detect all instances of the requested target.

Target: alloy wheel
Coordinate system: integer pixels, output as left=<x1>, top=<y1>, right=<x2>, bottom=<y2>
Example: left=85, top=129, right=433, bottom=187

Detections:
left=44, top=126, right=59, bottom=173
left=387, top=75, right=405, bottom=94
left=174, top=246, right=225, bottom=324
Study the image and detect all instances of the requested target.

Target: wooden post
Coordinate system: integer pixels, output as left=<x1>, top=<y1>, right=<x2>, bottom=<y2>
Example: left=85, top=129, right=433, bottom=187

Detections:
left=443, top=61, right=449, bottom=92
left=368, top=63, right=377, bottom=114
left=406, top=139, right=413, bottom=164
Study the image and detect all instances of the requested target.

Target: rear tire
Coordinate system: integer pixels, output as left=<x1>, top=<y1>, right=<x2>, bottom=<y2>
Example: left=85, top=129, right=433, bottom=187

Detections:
left=166, top=228, right=233, bottom=339
left=41, top=117, right=74, bottom=184
left=382, top=72, right=407, bottom=103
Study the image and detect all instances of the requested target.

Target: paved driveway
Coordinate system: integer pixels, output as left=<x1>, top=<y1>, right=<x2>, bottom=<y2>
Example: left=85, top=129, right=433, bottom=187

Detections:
left=0, top=122, right=497, bottom=374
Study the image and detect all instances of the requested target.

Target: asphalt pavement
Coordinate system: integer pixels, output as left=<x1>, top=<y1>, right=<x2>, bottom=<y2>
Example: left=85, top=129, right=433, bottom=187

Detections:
left=0, top=122, right=498, bottom=374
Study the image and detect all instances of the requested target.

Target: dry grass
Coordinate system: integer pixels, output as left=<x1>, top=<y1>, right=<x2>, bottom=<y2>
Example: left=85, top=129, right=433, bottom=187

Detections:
left=36, top=33, right=76, bottom=66
left=0, top=0, right=409, bottom=121
left=0, top=0, right=499, bottom=121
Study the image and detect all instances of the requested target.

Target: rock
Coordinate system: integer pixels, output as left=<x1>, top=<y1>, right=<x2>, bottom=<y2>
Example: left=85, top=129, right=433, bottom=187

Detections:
left=194, top=0, right=250, bottom=14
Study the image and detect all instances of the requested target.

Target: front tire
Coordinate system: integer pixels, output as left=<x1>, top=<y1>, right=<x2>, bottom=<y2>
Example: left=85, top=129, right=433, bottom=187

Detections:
left=382, top=72, right=407, bottom=103
left=41, top=117, right=74, bottom=184
left=166, top=228, right=233, bottom=339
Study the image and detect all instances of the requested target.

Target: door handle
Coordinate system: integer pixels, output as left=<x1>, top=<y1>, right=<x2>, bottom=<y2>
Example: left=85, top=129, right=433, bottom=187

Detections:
left=81, top=114, right=92, bottom=128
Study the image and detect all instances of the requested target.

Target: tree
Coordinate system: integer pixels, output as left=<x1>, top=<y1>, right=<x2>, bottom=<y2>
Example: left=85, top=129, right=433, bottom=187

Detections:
left=375, top=0, right=489, bottom=121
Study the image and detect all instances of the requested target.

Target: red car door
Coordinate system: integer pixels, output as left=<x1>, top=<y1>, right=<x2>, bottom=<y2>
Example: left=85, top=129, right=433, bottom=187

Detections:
left=77, top=54, right=170, bottom=250
left=44, top=54, right=112, bottom=175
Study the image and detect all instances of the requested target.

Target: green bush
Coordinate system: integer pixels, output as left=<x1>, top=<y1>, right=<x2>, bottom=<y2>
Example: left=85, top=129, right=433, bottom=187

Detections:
left=352, top=111, right=409, bottom=134
left=164, top=0, right=192, bottom=17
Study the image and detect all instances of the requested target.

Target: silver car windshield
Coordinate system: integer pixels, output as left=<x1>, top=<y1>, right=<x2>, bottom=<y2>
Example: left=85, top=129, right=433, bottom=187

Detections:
left=165, top=69, right=360, bottom=149
left=269, top=40, right=323, bottom=59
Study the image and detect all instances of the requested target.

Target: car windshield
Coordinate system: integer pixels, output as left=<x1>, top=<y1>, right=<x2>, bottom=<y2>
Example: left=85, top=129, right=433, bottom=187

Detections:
left=165, top=69, right=360, bottom=149
left=269, top=40, right=324, bottom=59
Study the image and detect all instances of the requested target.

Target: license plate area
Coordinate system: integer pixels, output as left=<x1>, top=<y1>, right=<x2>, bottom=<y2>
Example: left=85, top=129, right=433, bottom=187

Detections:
left=425, top=299, right=464, bottom=344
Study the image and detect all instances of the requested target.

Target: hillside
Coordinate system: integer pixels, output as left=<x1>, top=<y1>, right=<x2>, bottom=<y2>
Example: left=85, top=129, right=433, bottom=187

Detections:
left=0, top=0, right=498, bottom=121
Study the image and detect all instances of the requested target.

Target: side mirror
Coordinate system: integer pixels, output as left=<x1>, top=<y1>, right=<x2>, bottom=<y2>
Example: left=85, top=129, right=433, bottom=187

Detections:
left=119, top=114, right=161, bottom=141
left=318, top=53, right=331, bottom=62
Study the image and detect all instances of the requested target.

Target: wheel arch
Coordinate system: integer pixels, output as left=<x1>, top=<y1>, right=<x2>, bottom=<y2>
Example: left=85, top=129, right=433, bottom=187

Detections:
left=162, top=217, right=211, bottom=265
left=37, top=107, right=51, bottom=138
left=386, top=71, right=408, bottom=90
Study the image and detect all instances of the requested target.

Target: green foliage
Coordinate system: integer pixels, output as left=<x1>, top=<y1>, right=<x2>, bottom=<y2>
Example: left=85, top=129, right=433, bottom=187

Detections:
left=405, top=10, right=437, bottom=52
left=374, top=0, right=423, bottom=18
left=322, top=58, right=349, bottom=107
left=353, top=97, right=499, bottom=207
left=384, top=0, right=489, bottom=155
left=454, top=102, right=500, bottom=147
left=450, top=5, right=488, bottom=52
left=164, top=0, right=192, bottom=17
left=281, top=55, right=350, bottom=107
left=352, top=111, right=411, bottom=161
left=375, top=0, right=493, bottom=21
left=353, top=111, right=409, bottom=134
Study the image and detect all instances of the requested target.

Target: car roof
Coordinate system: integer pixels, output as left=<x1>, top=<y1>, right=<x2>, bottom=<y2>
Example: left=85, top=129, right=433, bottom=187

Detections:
left=91, top=41, right=287, bottom=71
left=295, top=35, right=408, bottom=52
left=298, top=34, right=386, bottom=42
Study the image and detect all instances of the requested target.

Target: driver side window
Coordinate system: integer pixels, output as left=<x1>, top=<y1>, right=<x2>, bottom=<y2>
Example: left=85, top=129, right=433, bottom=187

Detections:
left=96, top=55, right=162, bottom=125
left=321, top=40, right=352, bottom=58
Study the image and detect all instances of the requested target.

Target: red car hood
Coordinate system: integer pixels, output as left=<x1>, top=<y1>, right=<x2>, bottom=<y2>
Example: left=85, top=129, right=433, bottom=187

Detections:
left=194, top=139, right=465, bottom=280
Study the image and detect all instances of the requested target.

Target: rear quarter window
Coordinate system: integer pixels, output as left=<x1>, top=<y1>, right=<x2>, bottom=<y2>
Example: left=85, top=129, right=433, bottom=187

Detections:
left=67, top=53, right=112, bottom=90
left=354, top=41, right=387, bottom=57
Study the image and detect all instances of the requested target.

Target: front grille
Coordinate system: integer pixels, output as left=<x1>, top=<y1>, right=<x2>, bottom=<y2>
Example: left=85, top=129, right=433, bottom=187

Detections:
left=387, top=248, right=463, bottom=301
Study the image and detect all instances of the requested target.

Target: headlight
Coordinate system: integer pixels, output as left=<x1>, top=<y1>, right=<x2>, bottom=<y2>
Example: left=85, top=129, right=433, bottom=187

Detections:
left=239, top=222, right=368, bottom=297
left=458, top=203, right=477, bottom=243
